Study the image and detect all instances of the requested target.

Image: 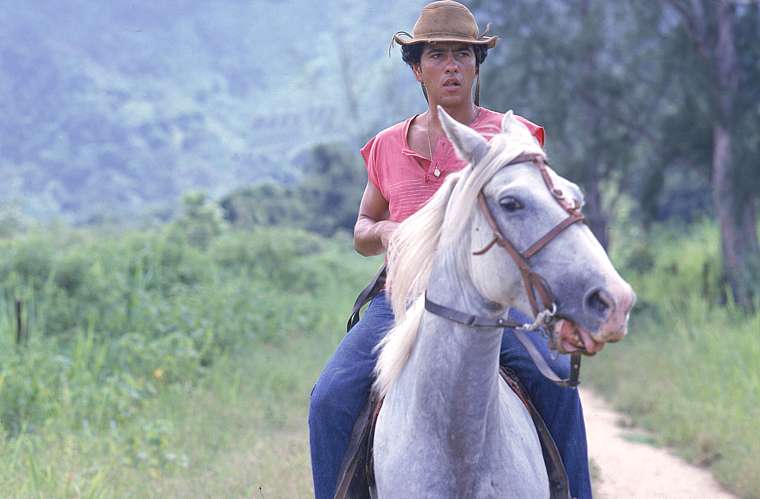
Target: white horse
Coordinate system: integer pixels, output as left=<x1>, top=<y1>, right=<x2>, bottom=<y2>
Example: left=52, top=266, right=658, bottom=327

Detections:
left=371, top=108, right=635, bottom=498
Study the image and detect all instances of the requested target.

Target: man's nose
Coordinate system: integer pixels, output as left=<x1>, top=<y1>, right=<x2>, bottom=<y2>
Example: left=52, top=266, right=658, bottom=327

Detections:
left=444, top=53, right=459, bottom=72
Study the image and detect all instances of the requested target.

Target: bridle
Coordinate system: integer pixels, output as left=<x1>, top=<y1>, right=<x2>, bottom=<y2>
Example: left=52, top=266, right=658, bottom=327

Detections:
left=474, top=153, right=585, bottom=316
left=424, top=152, right=587, bottom=388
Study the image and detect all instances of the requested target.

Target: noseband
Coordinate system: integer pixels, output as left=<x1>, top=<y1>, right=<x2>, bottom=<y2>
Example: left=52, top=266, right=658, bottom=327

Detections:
left=424, top=153, right=586, bottom=388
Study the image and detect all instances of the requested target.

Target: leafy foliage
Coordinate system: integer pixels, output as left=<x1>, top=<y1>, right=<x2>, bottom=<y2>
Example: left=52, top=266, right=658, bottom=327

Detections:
left=0, top=226, right=354, bottom=445
left=589, top=219, right=760, bottom=498
left=220, top=183, right=306, bottom=229
left=471, top=0, right=759, bottom=225
left=220, top=142, right=366, bottom=236
left=169, top=192, right=228, bottom=250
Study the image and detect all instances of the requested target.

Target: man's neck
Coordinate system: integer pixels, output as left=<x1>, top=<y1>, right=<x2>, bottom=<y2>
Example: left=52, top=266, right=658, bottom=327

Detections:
left=426, top=102, right=478, bottom=134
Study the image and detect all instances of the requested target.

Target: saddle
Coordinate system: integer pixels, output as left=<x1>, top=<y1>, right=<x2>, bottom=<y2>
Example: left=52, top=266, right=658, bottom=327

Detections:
left=334, top=367, right=572, bottom=499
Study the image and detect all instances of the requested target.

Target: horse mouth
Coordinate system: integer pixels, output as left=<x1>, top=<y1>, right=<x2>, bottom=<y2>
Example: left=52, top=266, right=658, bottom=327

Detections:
left=551, top=318, right=606, bottom=356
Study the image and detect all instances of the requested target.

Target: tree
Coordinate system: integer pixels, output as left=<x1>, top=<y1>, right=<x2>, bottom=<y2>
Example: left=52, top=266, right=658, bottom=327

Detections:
left=662, top=0, right=760, bottom=306
left=296, top=143, right=366, bottom=236
left=220, top=142, right=365, bottom=237
left=471, top=0, right=760, bottom=305
left=471, top=0, right=659, bottom=250
left=170, top=192, right=227, bottom=250
left=219, top=183, right=306, bottom=229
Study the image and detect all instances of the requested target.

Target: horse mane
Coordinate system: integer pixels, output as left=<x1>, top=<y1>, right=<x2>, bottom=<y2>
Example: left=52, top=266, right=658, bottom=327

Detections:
left=373, top=129, right=546, bottom=398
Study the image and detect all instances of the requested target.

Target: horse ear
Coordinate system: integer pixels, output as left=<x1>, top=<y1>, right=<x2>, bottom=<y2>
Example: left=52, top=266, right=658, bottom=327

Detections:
left=501, top=110, right=537, bottom=144
left=500, top=110, right=520, bottom=135
left=438, top=106, right=489, bottom=167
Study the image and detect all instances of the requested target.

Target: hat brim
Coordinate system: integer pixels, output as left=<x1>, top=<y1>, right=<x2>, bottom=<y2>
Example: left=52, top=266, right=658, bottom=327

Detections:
left=393, top=33, right=498, bottom=49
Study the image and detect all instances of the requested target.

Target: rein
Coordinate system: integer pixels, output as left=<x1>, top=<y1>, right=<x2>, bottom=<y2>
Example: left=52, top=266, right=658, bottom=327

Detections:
left=424, top=295, right=582, bottom=388
left=424, top=153, right=586, bottom=388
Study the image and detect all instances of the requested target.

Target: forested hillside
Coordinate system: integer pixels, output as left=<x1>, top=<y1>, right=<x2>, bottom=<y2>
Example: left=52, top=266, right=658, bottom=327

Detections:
left=0, top=0, right=424, bottom=223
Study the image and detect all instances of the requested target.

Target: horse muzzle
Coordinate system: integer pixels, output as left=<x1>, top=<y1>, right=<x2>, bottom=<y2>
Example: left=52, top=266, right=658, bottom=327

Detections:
left=585, top=279, right=636, bottom=343
left=552, top=277, right=636, bottom=354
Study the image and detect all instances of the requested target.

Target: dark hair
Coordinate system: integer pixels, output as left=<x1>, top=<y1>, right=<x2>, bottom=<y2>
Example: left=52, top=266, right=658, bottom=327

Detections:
left=401, top=43, right=489, bottom=68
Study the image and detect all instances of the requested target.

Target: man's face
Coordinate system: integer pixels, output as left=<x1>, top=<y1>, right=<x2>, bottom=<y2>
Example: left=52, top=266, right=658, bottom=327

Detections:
left=413, top=42, right=478, bottom=108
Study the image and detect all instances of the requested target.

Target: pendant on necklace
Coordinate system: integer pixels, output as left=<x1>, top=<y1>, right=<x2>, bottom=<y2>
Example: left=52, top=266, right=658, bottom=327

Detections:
left=433, top=167, right=441, bottom=178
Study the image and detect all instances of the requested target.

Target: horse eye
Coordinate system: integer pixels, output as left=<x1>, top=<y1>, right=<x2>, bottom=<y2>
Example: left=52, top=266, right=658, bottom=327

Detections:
left=499, top=196, right=523, bottom=212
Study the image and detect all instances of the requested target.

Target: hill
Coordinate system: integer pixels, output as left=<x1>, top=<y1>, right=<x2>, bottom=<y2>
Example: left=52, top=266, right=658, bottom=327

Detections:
left=0, top=0, right=424, bottom=223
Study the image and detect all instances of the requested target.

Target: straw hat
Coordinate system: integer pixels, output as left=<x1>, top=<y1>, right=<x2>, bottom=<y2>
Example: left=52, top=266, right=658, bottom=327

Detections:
left=393, top=1, right=498, bottom=49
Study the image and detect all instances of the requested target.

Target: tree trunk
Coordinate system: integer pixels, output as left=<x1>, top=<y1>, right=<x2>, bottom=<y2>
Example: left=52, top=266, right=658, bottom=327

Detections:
left=578, top=0, right=610, bottom=251
left=712, top=125, right=759, bottom=306
left=712, top=0, right=759, bottom=307
left=585, top=180, right=610, bottom=251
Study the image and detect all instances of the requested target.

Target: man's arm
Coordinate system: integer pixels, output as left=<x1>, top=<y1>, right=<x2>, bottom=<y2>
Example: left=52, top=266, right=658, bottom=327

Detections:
left=353, top=181, right=399, bottom=256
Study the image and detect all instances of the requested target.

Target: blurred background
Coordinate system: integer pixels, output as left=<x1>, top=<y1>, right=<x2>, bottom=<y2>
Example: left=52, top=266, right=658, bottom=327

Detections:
left=0, top=1, right=758, bottom=497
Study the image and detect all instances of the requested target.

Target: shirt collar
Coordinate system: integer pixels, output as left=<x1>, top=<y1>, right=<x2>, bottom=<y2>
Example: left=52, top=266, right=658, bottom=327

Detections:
left=401, top=113, right=427, bottom=159
left=400, top=107, right=484, bottom=159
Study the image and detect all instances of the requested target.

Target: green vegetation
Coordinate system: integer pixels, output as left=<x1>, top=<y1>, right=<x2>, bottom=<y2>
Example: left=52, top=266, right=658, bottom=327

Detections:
left=0, top=220, right=377, bottom=496
left=0, top=205, right=757, bottom=497
left=586, top=221, right=760, bottom=499
left=220, top=143, right=365, bottom=237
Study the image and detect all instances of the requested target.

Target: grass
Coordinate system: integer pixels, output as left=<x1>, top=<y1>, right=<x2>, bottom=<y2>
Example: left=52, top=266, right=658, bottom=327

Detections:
left=0, top=327, right=339, bottom=497
left=0, top=224, right=379, bottom=497
left=0, top=218, right=757, bottom=497
left=585, top=220, right=760, bottom=499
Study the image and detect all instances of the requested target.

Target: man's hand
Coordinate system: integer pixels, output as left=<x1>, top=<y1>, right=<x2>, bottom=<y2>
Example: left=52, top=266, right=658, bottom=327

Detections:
left=379, top=220, right=400, bottom=250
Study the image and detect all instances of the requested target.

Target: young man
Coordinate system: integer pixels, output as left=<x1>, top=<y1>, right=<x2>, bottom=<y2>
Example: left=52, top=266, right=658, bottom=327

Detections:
left=309, top=2, right=592, bottom=498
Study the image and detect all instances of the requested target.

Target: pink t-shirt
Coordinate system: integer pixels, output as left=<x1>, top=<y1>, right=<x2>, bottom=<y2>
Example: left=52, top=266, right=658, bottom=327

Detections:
left=360, top=107, right=545, bottom=223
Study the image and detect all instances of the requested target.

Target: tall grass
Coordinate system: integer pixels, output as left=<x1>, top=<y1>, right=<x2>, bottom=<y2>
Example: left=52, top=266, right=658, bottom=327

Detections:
left=1, top=218, right=756, bottom=497
left=586, top=220, right=760, bottom=498
left=0, top=225, right=377, bottom=497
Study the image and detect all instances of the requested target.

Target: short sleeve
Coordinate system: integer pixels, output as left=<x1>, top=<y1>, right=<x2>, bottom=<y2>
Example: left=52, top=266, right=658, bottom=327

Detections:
left=515, top=116, right=546, bottom=147
left=360, top=135, right=386, bottom=198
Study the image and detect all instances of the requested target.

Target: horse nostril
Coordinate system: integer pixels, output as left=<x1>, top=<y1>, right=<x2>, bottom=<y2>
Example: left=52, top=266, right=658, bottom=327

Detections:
left=585, top=288, right=614, bottom=319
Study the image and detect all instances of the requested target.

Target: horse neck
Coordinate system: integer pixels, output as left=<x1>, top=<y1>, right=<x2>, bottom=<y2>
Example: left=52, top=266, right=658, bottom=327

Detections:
left=403, top=243, right=507, bottom=451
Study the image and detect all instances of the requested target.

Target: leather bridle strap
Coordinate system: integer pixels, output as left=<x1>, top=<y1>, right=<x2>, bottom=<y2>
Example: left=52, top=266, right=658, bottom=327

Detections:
left=425, top=295, right=582, bottom=388
left=468, top=153, right=586, bottom=388
left=523, top=211, right=585, bottom=259
left=424, top=294, right=523, bottom=329
left=475, top=193, right=557, bottom=315
left=513, top=329, right=582, bottom=389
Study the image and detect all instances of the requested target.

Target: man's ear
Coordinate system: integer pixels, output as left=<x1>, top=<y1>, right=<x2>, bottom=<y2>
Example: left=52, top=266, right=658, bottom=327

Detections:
left=412, top=63, right=423, bottom=83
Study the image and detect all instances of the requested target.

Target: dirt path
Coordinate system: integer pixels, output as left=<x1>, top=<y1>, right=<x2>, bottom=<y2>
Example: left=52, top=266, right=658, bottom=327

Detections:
left=581, top=389, right=736, bottom=499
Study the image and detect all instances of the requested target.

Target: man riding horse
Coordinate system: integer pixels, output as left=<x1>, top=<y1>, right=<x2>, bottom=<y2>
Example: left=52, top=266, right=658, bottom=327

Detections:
left=309, top=2, right=596, bottom=498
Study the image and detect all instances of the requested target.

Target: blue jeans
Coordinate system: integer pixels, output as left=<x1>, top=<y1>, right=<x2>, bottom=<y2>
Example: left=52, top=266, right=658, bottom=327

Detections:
left=308, top=292, right=592, bottom=499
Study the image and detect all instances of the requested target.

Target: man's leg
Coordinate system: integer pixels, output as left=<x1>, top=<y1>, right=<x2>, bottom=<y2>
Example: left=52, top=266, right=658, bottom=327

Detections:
left=308, top=292, right=394, bottom=499
left=500, top=308, right=593, bottom=499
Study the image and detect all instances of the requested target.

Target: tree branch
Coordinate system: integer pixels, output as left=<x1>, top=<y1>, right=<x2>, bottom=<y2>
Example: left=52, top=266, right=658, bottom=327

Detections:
left=665, top=0, right=712, bottom=60
left=575, top=86, right=658, bottom=145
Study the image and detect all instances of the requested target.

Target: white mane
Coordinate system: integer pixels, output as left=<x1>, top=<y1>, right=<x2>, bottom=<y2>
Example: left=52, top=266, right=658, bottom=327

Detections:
left=373, top=118, right=546, bottom=398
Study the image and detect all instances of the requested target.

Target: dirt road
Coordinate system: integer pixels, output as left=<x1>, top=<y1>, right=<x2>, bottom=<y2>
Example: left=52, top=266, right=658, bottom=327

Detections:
left=582, top=389, right=736, bottom=499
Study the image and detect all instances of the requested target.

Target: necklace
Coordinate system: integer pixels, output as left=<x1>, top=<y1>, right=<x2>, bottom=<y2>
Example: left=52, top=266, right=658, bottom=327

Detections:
left=426, top=107, right=480, bottom=179
left=426, top=114, right=440, bottom=178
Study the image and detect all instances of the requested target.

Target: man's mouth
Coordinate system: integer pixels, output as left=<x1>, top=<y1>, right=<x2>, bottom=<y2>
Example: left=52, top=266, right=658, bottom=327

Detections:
left=442, top=78, right=461, bottom=88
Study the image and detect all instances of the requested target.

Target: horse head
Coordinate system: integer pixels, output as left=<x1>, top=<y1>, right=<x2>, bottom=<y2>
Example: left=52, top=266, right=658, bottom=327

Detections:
left=438, top=107, right=635, bottom=354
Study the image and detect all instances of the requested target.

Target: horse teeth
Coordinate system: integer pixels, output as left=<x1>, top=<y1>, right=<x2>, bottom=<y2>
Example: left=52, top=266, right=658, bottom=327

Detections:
left=573, top=331, right=584, bottom=347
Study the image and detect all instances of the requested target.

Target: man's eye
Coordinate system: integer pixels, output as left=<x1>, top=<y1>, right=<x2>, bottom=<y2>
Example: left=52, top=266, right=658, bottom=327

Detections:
left=499, top=196, right=523, bottom=212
